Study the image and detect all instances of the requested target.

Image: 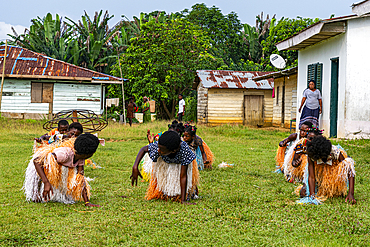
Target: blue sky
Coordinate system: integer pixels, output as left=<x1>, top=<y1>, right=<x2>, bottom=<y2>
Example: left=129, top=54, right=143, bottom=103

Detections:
left=0, top=0, right=356, bottom=40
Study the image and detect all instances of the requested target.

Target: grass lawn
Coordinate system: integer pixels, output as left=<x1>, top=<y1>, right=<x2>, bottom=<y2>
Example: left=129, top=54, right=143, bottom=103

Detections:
left=1, top=118, right=370, bottom=246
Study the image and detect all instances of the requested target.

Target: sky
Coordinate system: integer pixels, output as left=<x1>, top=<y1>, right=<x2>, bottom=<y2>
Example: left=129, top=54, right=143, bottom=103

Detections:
left=0, top=0, right=357, bottom=41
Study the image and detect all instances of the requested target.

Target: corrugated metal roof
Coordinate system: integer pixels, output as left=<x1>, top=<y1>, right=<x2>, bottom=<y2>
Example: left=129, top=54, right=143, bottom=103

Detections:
left=253, top=67, right=298, bottom=81
left=196, top=70, right=274, bottom=89
left=0, top=45, right=123, bottom=82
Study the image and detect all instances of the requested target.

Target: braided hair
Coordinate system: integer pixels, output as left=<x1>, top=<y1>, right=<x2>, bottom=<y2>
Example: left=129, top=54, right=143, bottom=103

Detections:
left=74, top=133, right=100, bottom=155
left=158, top=131, right=181, bottom=152
left=58, top=120, right=69, bottom=128
left=168, top=120, right=185, bottom=136
left=307, top=127, right=323, bottom=136
left=184, top=125, right=197, bottom=136
left=301, top=121, right=314, bottom=129
left=307, top=135, right=332, bottom=161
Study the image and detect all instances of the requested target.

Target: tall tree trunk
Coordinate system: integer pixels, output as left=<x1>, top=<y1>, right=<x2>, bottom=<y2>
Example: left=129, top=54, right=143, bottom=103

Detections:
left=171, top=98, right=176, bottom=119
left=161, top=100, right=171, bottom=119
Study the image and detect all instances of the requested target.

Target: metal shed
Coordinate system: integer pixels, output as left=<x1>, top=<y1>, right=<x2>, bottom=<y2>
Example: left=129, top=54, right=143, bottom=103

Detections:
left=194, top=70, right=274, bottom=126
left=0, top=45, right=122, bottom=119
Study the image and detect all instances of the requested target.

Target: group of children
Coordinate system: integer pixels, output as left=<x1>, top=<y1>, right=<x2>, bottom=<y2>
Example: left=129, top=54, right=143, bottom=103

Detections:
left=275, top=122, right=356, bottom=204
left=24, top=116, right=357, bottom=207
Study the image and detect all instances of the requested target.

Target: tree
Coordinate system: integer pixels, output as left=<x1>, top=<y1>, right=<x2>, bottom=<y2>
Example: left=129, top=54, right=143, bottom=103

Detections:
left=261, top=16, right=320, bottom=70
left=184, top=3, right=248, bottom=66
left=111, top=19, right=226, bottom=119
left=8, top=13, right=78, bottom=63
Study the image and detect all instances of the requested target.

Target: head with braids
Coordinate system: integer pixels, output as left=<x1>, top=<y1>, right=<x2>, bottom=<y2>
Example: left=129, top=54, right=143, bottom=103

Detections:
left=158, top=131, right=181, bottom=157
left=74, top=133, right=100, bottom=159
left=57, top=120, right=69, bottom=134
left=299, top=121, right=314, bottom=139
left=67, top=122, right=83, bottom=137
left=306, top=135, right=332, bottom=161
left=183, top=125, right=197, bottom=143
left=306, top=126, right=324, bottom=142
left=168, top=120, right=185, bottom=136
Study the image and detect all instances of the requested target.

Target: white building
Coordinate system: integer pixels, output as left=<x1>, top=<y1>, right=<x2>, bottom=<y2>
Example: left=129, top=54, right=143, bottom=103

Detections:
left=276, top=1, right=370, bottom=138
left=0, top=46, right=122, bottom=119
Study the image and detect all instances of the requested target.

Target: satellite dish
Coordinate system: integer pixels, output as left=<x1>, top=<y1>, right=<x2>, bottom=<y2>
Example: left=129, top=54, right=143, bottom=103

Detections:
left=270, top=54, right=286, bottom=69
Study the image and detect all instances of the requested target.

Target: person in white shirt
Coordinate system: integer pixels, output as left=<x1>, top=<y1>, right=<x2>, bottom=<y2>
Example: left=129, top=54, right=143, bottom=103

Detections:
left=178, top=94, right=185, bottom=122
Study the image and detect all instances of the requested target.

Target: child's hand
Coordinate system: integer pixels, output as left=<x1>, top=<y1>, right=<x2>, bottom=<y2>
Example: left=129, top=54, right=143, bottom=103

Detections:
left=43, top=182, right=53, bottom=201
left=86, top=203, right=102, bottom=207
left=203, top=159, right=210, bottom=164
left=147, top=129, right=155, bottom=143
left=345, top=194, right=356, bottom=204
left=130, top=167, right=143, bottom=186
left=34, top=138, right=42, bottom=144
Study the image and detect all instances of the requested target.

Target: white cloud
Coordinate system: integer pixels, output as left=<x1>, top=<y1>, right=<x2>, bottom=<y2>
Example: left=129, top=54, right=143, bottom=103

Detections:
left=0, top=22, right=27, bottom=41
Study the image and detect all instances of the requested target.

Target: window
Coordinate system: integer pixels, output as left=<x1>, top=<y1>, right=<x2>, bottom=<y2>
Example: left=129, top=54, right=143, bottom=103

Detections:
left=276, top=86, right=279, bottom=105
left=307, top=63, right=323, bottom=92
left=31, top=82, right=53, bottom=103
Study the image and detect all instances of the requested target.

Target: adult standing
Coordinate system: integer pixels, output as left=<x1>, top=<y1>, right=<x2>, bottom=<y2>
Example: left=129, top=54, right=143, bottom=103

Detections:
left=127, top=97, right=137, bottom=127
left=298, top=80, right=322, bottom=128
left=178, top=94, right=185, bottom=122
left=142, top=96, right=151, bottom=123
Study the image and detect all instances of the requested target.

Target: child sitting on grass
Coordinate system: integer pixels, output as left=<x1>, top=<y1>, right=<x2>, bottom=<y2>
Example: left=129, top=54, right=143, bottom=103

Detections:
left=24, top=133, right=101, bottom=207
left=131, top=131, right=199, bottom=204
left=183, top=125, right=214, bottom=170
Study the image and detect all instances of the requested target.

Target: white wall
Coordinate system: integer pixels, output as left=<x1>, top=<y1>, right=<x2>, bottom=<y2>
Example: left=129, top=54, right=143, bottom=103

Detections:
left=0, top=79, right=49, bottom=114
left=297, top=33, right=347, bottom=137
left=344, top=17, right=370, bottom=139
left=53, top=83, right=102, bottom=113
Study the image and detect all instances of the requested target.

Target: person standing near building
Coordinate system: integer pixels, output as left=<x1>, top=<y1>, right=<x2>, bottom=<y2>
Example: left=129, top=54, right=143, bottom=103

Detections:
left=178, top=94, right=185, bottom=122
left=298, top=80, right=322, bottom=128
left=127, top=97, right=137, bottom=127
left=142, top=96, right=151, bottom=123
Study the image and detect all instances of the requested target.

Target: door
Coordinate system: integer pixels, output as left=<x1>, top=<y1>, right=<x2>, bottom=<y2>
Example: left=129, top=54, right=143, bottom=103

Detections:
left=244, top=95, right=263, bottom=126
left=330, top=58, right=339, bottom=137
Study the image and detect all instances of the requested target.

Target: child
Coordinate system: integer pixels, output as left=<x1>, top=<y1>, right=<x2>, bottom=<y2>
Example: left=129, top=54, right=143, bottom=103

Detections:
left=35, top=120, right=69, bottom=143
left=283, top=127, right=322, bottom=183
left=131, top=131, right=199, bottom=204
left=297, top=135, right=356, bottom=204
left=24, top=133, right=101, bottom=207
left=183, top=125, right=214, bottom=170
left=275, top=121, right=313, bottom=173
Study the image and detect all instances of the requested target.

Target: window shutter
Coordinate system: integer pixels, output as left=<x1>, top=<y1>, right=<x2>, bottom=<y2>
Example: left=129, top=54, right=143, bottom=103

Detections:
left=307, top=63, right=323, bottom=92
left=307, top=64, right=315, bottom=87
left=315, top=63, right=323, bottom=92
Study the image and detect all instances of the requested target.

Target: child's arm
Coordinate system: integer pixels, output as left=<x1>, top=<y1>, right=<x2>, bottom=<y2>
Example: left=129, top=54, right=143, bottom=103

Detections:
left=180, top=165, right=190, bottom=204
left=307, top=158, right=316, bottom=197
left=346, top=176, right=356, bottom=204
left=199, top=144, right=209, bottom=164
left=33, top=157, right=53, bottom=201
left=292, top=152, right=302, bottom=167
left=130, top=146, right=148, bottom=186
left=147, top=129, right=155, bottom=143
left=77, top=166, right=101, bottom=207
left=279, top=133, right=298, bottom=147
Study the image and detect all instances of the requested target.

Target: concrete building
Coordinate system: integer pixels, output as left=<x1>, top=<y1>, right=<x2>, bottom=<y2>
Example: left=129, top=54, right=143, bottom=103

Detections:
left=276, top=1, right=370, bottom=138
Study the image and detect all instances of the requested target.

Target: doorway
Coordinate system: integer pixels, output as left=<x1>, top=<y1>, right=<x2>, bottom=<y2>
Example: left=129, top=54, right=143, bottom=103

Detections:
left=244, top=95, right=264, bottom=126
left=330, top=58, right=339, bottom=137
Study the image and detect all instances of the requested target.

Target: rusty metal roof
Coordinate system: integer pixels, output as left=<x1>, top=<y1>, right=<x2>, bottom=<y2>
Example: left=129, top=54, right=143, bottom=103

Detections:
left=0, top=45, right=123, bottom=83
left=195, top=70, right=274, bottom=89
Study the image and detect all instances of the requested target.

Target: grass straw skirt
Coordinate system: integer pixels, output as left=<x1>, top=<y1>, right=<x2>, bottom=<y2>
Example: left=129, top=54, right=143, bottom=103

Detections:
left=145, top=157, right=199, bottom=201
left=23, top=138, right=91, bottom=204
left=140, top=153, right=152, bottom=182
left=283, top=140, right=306, bottom=183
left=275, top=146, right=286, bottom=172
left=202, top=141, right=214, bottom=169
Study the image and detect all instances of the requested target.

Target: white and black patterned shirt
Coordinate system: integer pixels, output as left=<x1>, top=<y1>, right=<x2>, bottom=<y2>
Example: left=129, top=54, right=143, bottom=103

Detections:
left=148, top=141, right=196, bottom=166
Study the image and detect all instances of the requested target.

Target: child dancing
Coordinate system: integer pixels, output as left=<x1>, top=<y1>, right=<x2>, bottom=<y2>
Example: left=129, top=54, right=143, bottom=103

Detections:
left=24, top=133, right=101, bottom=207
left=131, top=131, right=199, bottom=204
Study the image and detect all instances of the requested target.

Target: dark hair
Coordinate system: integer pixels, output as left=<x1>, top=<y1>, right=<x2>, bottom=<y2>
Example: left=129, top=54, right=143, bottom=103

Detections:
left=308, top=79, right=316, bottom=89
left=184, top=125, right=197, bottom=136
left=306, top=135, right=332, bottom=160
left=168, top=120, right=185, bottom=136
left=178, top=94, right=183, bottom=97
left=68, top=122, right=83, bottom=133
left=74, top=133, right=99, bottom=155
left=58, top=120, right=69, bottom=127
left=301, top=121, right=314, bottom=129
left=158, top=131, right=181, bottom=152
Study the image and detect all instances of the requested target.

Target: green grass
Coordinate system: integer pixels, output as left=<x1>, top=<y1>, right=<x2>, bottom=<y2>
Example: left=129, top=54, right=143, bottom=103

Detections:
left=1, top=118, right=370, bottom=246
